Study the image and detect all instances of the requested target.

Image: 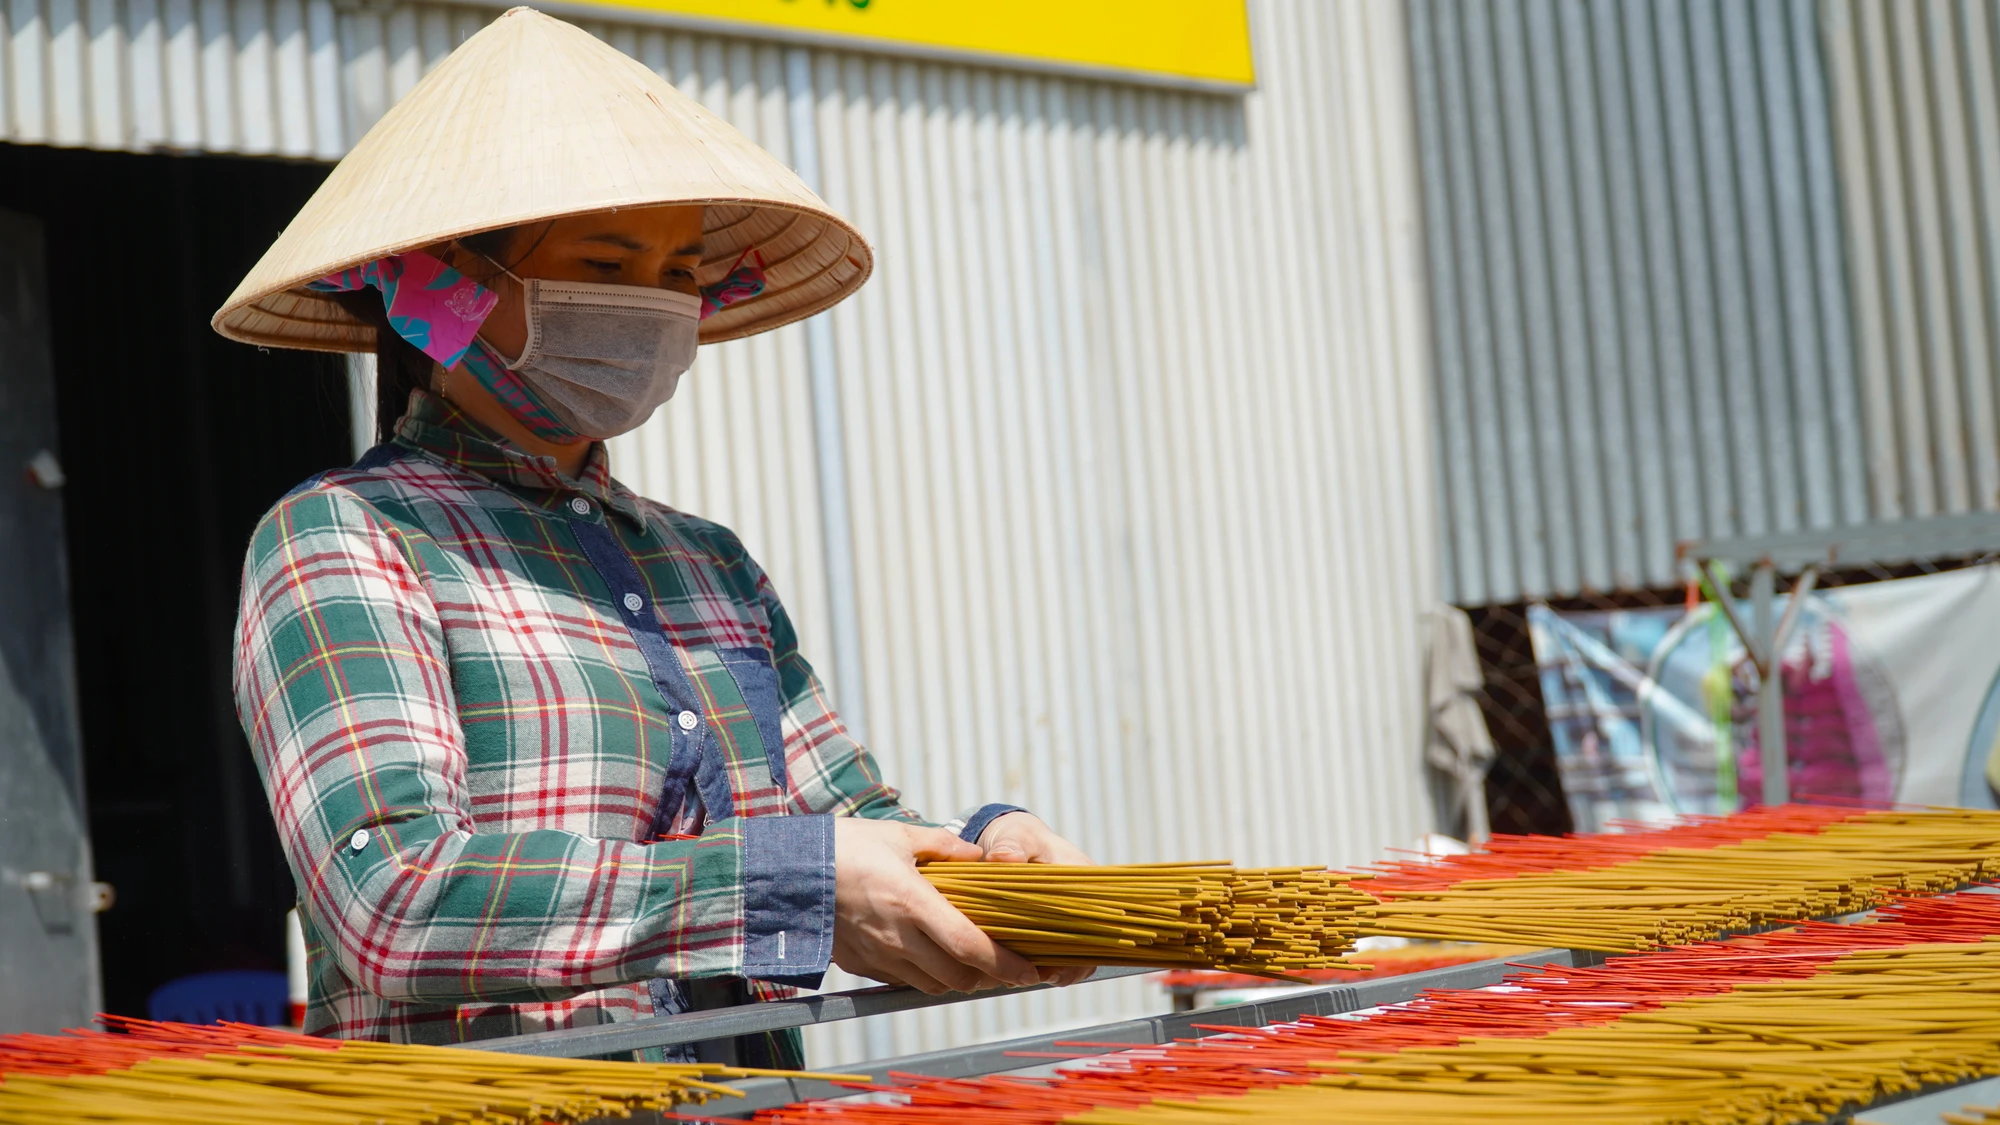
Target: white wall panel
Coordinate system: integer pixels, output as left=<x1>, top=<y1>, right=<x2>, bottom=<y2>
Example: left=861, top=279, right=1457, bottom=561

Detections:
left=0, top=0, right=1440, bottom=1066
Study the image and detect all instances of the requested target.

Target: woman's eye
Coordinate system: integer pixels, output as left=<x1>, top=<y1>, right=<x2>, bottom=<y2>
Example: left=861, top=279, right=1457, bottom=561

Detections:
left=584, top=259, right=622, bottom=272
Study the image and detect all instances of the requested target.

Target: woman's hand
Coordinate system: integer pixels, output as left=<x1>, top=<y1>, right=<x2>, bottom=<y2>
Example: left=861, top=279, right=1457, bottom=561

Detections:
left=976, top=812, right=1096, bottom=985
left=976, top=811, right=1092, bottom=866
left=832, top=818, right=1044, bottom=995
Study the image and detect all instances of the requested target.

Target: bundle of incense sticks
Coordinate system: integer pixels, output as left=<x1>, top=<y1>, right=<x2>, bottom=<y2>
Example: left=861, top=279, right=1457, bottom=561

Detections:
left=1076, top=943, right=2000, bottom=1124
left=920, top=863, right=1372, bottom=976
left=757, top=890, right=2000, bottom=1125
left=0, top=1016, right=849, bottom=1125
left=1353, top=806, right=2000, bottom=951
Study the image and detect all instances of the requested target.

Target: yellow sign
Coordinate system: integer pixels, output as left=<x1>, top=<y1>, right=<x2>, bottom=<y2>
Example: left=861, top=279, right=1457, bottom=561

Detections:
left=581, top=0, right=1256, bottom=90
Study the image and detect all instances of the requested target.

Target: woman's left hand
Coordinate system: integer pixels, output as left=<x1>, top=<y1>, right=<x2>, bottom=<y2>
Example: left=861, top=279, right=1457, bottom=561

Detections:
left=976, top=812, right=1095, bottom=986
left=977, top=811, right=1090, bottom=865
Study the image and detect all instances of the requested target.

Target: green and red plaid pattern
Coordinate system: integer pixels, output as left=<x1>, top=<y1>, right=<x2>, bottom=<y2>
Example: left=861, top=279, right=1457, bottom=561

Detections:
left=232, top=391, right=923, bottom=1045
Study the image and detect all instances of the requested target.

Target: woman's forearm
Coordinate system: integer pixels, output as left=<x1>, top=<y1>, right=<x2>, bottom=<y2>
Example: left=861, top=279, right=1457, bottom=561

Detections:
left=299, top=813, right=834, bottom=1003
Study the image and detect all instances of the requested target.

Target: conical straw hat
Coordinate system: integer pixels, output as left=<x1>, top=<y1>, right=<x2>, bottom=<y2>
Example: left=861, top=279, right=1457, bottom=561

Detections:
left=213, top=6, right=870, bottom=350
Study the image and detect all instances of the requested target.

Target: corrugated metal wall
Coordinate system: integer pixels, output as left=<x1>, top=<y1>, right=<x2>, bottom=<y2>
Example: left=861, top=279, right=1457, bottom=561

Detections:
left=1411, top=0, right=2000, bottom=606
left=1821, top=0, right=2000, bottom=523
left=0, top=0, right=1440, bottom=1064
left=1411, top=0, right=1866, bottom=604
left=0, top=0, right=350, bottom=156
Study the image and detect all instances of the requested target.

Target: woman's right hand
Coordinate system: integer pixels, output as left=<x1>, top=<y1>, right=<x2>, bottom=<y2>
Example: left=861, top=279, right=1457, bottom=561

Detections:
left=831, top=818, right=1044, bottom=995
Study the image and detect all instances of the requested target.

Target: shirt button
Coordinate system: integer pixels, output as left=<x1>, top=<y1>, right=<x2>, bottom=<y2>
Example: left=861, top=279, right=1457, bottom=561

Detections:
left=677, top=710, right=699, bottom=731
left=348, top=830, right=369, bottom=852
left=569, top=497, right=590, bottom=516
left=622, top=592, right=643, bottom=612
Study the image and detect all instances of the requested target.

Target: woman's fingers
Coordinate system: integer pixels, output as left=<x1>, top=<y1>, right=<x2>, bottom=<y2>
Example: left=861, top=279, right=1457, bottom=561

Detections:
left=873, top=957, right=954, bottom=996
left=901, top=824, right=984, bottom=863
left=975, top=812, right=1093, bottom=865
left=909, top=885, right=1041, bottom=987
left=833, top=929, right=960, bottom=995
left=895, top=930, right=1016, bottom=993
left=1045, top=840, right=1092, bottom=865
left=833, top=816, right=1067, bottom=993
left=845, top=921, right=1003, bottom=995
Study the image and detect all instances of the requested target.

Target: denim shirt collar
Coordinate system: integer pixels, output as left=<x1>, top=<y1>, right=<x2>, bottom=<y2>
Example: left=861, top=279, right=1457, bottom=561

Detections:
left=391, top=390, right=649, bottom=527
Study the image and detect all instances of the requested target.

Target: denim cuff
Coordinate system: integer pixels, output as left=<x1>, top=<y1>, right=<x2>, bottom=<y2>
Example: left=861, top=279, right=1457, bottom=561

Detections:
left=956, top=803, right=1029, bottom=845
left=740, top=814, right=835, bottom=987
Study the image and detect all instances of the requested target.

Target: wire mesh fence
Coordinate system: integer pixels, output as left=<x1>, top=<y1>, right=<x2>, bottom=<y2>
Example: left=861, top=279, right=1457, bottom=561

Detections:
left=1466, top=553, right=1999, bottom=838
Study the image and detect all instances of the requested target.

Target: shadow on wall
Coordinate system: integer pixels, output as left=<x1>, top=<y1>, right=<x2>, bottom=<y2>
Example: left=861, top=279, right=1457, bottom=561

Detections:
left=0, top=141, right=349, bottom=1017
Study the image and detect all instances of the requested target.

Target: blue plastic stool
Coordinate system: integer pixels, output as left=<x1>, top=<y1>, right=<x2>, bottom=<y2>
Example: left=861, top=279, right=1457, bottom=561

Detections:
left=145, top=970, right=290, bottom=1026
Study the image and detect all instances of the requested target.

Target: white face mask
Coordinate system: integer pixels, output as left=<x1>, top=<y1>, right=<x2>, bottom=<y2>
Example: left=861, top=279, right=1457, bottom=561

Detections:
left=497, top=276, right=701, bottom=440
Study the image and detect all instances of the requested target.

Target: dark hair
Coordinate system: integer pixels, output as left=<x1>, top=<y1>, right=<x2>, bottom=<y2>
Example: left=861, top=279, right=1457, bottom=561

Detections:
left=327, top=287, right=436, bottom=446
left=329, top=225, right=534, bottom=446
left=458, top=226, right=518, bottom=262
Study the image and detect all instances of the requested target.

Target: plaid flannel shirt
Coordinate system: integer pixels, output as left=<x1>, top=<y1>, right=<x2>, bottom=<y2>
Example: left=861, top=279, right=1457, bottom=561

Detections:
left=233, top=392, right=1015, bottom=1045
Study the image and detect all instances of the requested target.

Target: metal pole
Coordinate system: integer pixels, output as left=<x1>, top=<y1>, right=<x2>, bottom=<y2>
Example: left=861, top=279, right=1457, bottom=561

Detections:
left=467, top=952, right=1585, bottom=1066
left=463, top=965, right=1159, bottom=1059
left=1752, top=561, right=1787, bottom=805
left=345, top=352, right=377, bottom=460
left=1769, top=565, right=1820, bottom=659
left=784, top=46, right=870, bottom=743
left=1696, top=557, right=1757, bottom=660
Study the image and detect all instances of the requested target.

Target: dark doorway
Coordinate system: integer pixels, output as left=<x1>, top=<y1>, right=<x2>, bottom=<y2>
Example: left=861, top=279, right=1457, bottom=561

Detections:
left=0, top=142, right=348, bottom=1018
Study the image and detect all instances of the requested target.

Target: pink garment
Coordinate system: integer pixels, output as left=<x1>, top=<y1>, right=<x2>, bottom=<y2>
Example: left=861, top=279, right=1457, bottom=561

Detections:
left=1739, top=619, right=1892, bottom=803
left=309, top=250, right=499, bottom=370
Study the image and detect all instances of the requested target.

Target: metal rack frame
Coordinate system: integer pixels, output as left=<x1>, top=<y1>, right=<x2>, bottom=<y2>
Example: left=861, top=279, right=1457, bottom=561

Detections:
left=1678, top=511, right=2000, bottom=806
left=471, top=950, right=1582, bottom=1118
left=612, top=939, right=1986, bottom=1122
left=462, top=969, right=1162, bottom=1060
left=698, top=949, right=1583, bottom=1117
left=493, top=898, right=2000, bottom=1121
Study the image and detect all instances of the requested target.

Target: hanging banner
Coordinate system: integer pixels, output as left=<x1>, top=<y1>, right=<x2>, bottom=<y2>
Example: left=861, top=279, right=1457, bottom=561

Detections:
left=557, top=0, right=1257, bottom=91
left=1528, top=565, right=2000, bottom=833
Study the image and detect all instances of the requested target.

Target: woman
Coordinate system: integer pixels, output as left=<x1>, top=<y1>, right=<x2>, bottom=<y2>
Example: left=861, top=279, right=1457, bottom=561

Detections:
left=218, top=8, right=1088, bottom=1063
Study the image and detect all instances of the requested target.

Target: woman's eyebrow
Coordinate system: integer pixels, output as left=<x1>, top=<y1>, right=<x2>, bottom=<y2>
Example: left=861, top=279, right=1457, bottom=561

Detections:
left=670, top=240, right=702, bottom=257
left=577, top=232, right=648, bottom=250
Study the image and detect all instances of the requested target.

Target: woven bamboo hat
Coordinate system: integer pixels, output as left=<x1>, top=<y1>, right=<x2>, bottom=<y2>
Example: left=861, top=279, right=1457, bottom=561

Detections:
left=213, top=6, right=870, bottom=350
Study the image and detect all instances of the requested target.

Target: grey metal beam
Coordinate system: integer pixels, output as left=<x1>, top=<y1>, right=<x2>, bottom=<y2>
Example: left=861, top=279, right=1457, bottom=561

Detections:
left=463, top=967, right=1157, bottom=1060
left=1697, top=557, right=1762, bottom=665
left=1678, top=511, right=2000, bottom=572
left=1769, top=564, right=1821, bottom=665
left=689, top=949, right=1582, bottom=1118
left=1753, top=562, right=1786, bottom=806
